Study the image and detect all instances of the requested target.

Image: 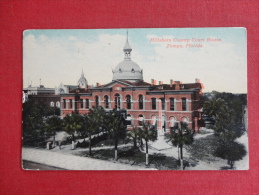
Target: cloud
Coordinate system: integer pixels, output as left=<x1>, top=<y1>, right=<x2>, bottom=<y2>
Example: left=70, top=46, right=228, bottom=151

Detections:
left=23, top=31, right=246, bottom=93
left=133, top=34, right=246, bottom=93
left=69, top=36, right=76, bottom=41
left=23, top=33, right=128, bottom=88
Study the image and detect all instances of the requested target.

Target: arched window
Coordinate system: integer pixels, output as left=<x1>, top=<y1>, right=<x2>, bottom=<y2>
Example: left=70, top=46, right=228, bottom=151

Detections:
left=56, top=101, right=60, bottom=108
left=181, top=117, right=189, bottom=123
left=126, top=95, right=131, bottom=109
left=50, top=101, right=54, bottom=107
left=169, top=116, right=176, bottom=127
left=59, top=88, right=65, bottom=94
left=125, top=114, right=132, bottom=126
left=182, top=98, right=187, bottom=111
left=151, top=115, right=157, bottom=126
left=151, top=98, right=156, bottom=110
left=170, top=98, right=175, bottom=111
left=95, top=96, right=99, bottom=107
left=115, top=94, right=120, bottom=109
left=139, top=95, right=143, bottom=109
left=85, top=99, right=89, bottom=109
left=162, top=115, right=166, bottom=131
left=138, top=114, right=144, bottom=125
left=104, top=95, right=109, bottom=109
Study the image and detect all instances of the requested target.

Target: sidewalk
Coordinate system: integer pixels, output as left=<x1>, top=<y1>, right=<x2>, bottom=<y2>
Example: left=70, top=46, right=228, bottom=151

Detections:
left=22, top=147, right=155, bottom=170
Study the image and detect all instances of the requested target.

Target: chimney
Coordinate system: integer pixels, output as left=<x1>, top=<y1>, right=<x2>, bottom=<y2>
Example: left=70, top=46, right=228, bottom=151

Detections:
left=151, top=79, right=154, bottom=85
left=175, top=81, right=180, bottom=90
left=170, top=79, right=174, bottom=87
left=159, top=81, right=162, bottom=85
left=154, top=80, right=157, bottom=85
left=195, top=78, right=200, bottom=83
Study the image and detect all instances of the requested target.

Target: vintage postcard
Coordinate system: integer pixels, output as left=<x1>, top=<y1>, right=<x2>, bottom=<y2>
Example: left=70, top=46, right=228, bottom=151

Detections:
left=22, top=28, right=248, bottom=170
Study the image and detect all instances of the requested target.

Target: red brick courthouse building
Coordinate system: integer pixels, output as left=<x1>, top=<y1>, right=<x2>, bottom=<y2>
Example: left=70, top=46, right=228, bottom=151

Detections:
left=60, top=35, right=204, bottom=132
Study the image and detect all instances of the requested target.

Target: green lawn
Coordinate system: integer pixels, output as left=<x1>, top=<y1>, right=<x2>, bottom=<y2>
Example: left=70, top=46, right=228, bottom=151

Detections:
left=77, top=145, right=180, bottom=170
left=185, top=134, right=220, bottom=162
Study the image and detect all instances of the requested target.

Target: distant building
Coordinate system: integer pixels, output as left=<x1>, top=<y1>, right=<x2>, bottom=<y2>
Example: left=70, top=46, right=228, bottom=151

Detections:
left=55, top=83, right=78, bottom=95
left=60, top=34, right=204, bottom=132
left=24, top=85, right=55, bottom=95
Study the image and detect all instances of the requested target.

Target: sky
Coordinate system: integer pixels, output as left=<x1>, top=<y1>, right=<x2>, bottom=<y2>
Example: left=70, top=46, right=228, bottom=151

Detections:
left=23, top=28, right=247, bottom=93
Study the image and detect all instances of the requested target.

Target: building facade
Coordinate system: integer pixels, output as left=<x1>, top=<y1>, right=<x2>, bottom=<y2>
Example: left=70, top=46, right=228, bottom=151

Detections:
left=60, top=35, right=204, bottom=132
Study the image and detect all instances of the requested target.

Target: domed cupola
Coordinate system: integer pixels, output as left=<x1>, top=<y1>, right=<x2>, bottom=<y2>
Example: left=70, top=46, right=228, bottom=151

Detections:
left=112, top=31, right=143, bottom=82
left=78, top=70, right=88, bottom=88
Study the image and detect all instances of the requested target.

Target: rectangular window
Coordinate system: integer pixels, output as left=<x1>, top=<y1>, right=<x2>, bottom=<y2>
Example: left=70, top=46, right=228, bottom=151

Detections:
left=80, top=99, right=83, bottom=108
left=160, top=98, right=165, bottom=110
left=170, top=98, right=174, bottom=111
left=85, top=99, right=89, bottom=109
left=70, top=99, right=73, bottom=109
left=139, top=95, right=143, bottom=109
left=152, top=98, right=156, bottom=110
left=182, top=98, right=186, bottom=111
left=63, top=99, right=66, bottom=109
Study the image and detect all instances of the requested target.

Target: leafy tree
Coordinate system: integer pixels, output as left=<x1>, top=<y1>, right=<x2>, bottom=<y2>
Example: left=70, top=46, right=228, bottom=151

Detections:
left=166, top=121, right=194, bottom=170
left=215, top=140, right=246, bottom=169
left=45, top=115, right=62, bottom=147
left=85, top=106, right=106, bottom=155
left=203, top=94, right=245, bottom=138
left=203, top=98, right=225, bottom=119
left=203, top=92, right=247, bottom=168
left=62, top=113, right=83, bottom=149
left=140, top=121, right=157, bottom=166
left=23, top=99, right=48, bottom=146
left=106, top=109, right=127, bottom=160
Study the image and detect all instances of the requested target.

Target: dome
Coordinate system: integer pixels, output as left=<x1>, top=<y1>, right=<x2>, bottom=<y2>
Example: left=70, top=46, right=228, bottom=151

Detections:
left=78, top=70, right=88, bottom=88
left=112, top=33, right=143, bottom=82
left=113, top=60, right=143, bottom=81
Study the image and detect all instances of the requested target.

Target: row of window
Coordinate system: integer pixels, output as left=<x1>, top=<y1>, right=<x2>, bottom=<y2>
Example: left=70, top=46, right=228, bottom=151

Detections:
left=62, top=95, right=188, bottom=111
left=50, top=101, right=60, bottom=108
left=128, top=114, right=189, bottom=126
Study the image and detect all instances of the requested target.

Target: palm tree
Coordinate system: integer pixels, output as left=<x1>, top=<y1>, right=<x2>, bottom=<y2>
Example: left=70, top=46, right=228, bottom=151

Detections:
left=45, top=115, right=62, bottom=147
left=203, top=98, right=225, bottom=119
left=167, top=121, right=194, bottom=170
left=140, top=121, right=157, bottom=166
left=85, top=106, right=105, bottom=155
left=62, top=113, right=83, bottom=149
left=105, top=109, right=126, bottom=160
left=127, top=125, right=141, bottom=148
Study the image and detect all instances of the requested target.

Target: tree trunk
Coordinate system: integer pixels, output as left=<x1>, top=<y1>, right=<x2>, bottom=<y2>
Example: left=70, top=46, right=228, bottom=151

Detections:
left=146, top=140, right=149, bottom=166
left=53, top=135, right=55, bottom=148
left=71, top=133, right=75, bottom=150
left=115, top=138, right=118, bottom=161
left=180, top=145, right=184, bottom=170
left=71, top=141, right=75, bottom=150
left=177, top=146, right=180, bottom=161
left=133, top=136, right=137, bottom=148
left=140, top=138, right=143, bottom=148
left=230, top=160, right=234, bottom=169
left=89, top=133, right=92, bottom=156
